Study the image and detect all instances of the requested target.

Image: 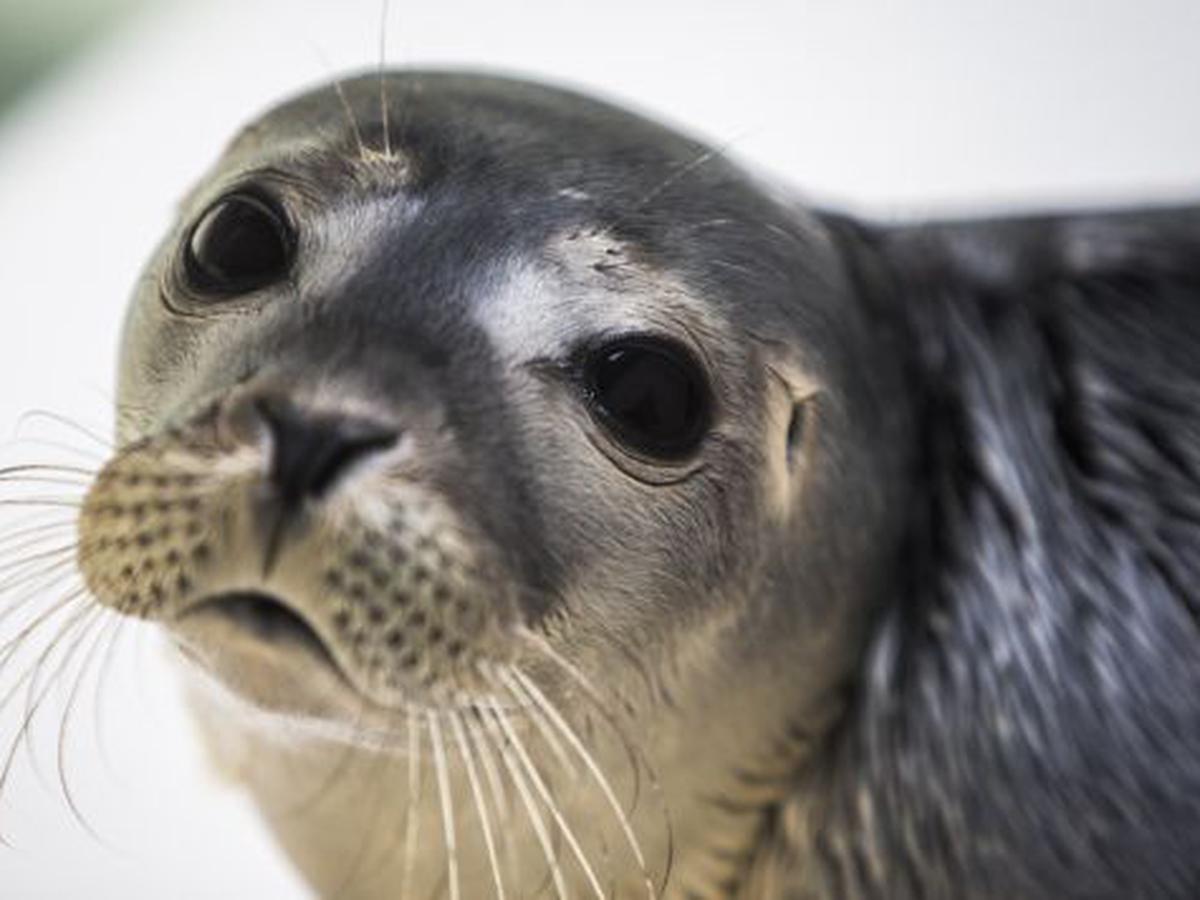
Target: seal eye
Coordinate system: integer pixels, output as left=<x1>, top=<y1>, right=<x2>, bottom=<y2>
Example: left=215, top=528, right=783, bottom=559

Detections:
left=585, top=338, right=711, bottom=460
left=184, top=192, right=293, bottom=295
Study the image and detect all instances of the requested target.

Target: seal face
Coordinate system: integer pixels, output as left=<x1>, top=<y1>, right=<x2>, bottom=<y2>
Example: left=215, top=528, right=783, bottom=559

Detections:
left=67, top=69, right=1200, bottom=900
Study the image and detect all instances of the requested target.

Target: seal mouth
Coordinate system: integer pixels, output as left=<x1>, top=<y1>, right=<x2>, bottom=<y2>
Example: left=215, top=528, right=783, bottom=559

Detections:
left=191, top=591, right=337, bottom=667
left=171, top=590, right=364, bottom=721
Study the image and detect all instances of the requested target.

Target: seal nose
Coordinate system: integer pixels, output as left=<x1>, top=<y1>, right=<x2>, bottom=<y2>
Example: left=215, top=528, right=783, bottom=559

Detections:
left=255, top=397, right=398, bottom=508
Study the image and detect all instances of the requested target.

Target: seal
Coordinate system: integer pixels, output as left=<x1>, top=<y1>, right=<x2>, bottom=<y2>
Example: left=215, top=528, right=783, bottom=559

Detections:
left=67, top=71, right=1200, bottom=898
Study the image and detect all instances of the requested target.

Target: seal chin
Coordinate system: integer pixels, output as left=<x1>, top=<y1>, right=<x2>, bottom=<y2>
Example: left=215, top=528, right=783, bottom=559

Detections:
left=171, top=590, right=373, bottom=725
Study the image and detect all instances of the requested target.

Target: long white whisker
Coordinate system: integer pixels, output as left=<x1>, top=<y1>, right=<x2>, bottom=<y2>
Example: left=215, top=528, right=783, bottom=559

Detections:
left=0, top=593, right=88, bottom=710
left=58, top=612, right=120, bottom=844
left=0, top=499, right=83, bottom=511
left=305, top=44, right=367, bottom=162
left=515, top=682, right=578, bottom=782
left=401, top=707, right=423, bottom=897
left=0, top=551, right=79, bottom=614
left=378, top=0, right=392, bottom=159
left=466, top=670, right=518, bottom=885
left=22, top=597, right=98, bottom=783
left=509, top=667, right=658, bottom=900
left=518, top=629, right=652, bottom=810
left=2, top=438, right=107, bottom=464
left=428, top=711, right=461, bottom=900
left=480, top=699, right=568, bottom=900
left=13, top=410, right=113, bottom=450
left=0, top=475, right=91, bottom=491
left=0, top=592, right=83, bottom=670
left=468, top=706, right=511, bottom=822
left=632, top=131, right=749, bottom=213
left=0, top=534, right=80, bottom=576
left=449, top=710, right=507, bottom=900
left=493, top=669, right=607, bottom=900
left=0, top=517, right=78, bottom=552
left=0, top=601, right=99, bottom=811
left=0, top=464, right=97, bottom=480
left=90, top=614, right=131, bottom=784
left=0, top=542, right=76, bottom=578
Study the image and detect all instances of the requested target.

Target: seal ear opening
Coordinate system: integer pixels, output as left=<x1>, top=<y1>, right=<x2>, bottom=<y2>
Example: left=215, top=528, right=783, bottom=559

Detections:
left=786, top=400, right=808, bottom=469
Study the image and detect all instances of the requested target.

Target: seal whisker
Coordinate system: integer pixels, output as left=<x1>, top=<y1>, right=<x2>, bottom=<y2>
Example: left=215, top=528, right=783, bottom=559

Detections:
left=0, top=537, right=78, bottom=573
left=330, top=75, right=367, bottom=162
left=3, top=585, right=88, bottom=668
left=401, top=707, right=424, bottom=898
left=0, top=462, right=97, bottom=480
left=517, top=629, right=647, bottom=813
left=631, top=131, right=748, bottom=213
left=502, top=668, right=579, bottom=783
left=463, top=685, right=518, bottom=886
left=398, top=710, right=422, bottom=897
left=1, top=536, right=104, bottom=606
left=508, top=666, right=659, bottom=900
left=0, top=518, right=78, bottom=553
left=57, top=612, right=121, bottom=845
left=13, top=410, right=113, bottom=450
left=428, top=710, right=461, bottom=900
left=1, top=438, right=107, bottom=464
left=377, top=0, right=392, bottom=160
left=89, top=616, right=132, bottom=785
left=0, top=544, right=76, bottom=588
left=464, top=700, right=511, bottom=821
left=491, top=674, right=609, bottom=900
left=449, top=709, right=507, bottom=900
left=0, top=591, right=85, bottom=667
left=0, top=479, right=91, bottom=499
left=0, top=599, right=98, bottom=830
left=480, top=698, right=569, bottom=900
left=0, top=561, right=85, bottom=641
left=0, top=498, right=84, bottom=511
left=0, top=538, right=80, bottom=579
left=22, top=600, right=98, bottom=771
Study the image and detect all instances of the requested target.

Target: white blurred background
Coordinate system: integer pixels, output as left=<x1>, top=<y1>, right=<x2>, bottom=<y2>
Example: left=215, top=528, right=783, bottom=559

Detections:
left=0, top=0, right=1197, bottom=896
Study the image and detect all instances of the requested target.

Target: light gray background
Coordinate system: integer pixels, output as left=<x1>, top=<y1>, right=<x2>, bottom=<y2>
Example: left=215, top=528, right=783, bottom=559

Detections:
left=0, top=0, right=1197, bottom=896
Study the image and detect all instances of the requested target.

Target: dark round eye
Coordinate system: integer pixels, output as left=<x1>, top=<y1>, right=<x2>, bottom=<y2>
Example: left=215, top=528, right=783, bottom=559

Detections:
left=184, top=192, right=293, bottom=295
left=585, top=338, right=711, bottom=460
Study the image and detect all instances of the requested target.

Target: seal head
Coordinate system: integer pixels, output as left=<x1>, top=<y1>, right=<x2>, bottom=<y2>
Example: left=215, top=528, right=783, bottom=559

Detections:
left=76, top=71, right=909, bottom=897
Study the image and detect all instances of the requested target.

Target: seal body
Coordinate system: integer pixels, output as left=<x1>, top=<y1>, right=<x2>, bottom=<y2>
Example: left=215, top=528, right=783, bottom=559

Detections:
left=71, top=71, right=1200, bottom=898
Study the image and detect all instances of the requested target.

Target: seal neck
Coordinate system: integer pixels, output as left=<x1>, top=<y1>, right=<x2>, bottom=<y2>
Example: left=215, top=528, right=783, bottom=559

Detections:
left=799, top=209, right=1200, bottom=898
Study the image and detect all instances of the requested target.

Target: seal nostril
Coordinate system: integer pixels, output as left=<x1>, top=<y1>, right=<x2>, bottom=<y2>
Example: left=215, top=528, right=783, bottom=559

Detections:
left=254, top=397, right=398, bottom=507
